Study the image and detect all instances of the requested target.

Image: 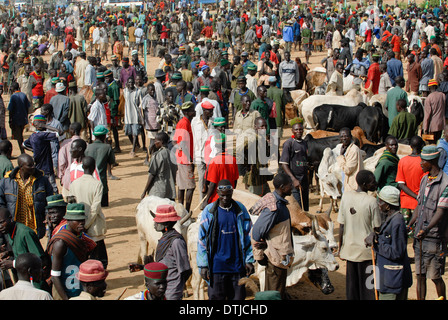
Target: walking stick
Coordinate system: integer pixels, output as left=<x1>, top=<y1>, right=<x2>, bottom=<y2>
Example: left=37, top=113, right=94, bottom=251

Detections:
left=115, top=287, right=127, bottom=300
left=371, top=246, right=378, bottom=300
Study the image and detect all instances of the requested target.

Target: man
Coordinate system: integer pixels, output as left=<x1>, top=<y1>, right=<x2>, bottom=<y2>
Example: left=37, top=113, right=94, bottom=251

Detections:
left=336, top=127, right=365, bottom=193
left=337, top=170, right=382, bottom=300
left=85, top=125, right=116, bottom=207
left=47, top=202, right=96, bottom=300
left=68, top=82, right=88, bottom=139
left=58, top=122, right=82, bottom=197
left=396, top=136, right=425, bottom=227
left=197, top=179, right=255, bottom=300
left=0, top=207, right=47, bottom=290
left=173, top=102, right=196, bottom=213
left=408, top=146, right=448, bottom=300
left=8, top=81, right=30, bottom=154
left=119, top=57, right=137, bottom=89
left=280, top=118, right=309, bottom=211
left=191, top=101, right=214, bottom=202
left=140, top=132, right=176, bottom=200
left=364, top=54, right=381, bottom=95
left=326, top=62, right=344, bottom=95
left=202, top=134, right=239, bottom=206
left=70, top=259, right=108, bottom=300
left=251, top=173, right=294, bottom=299
left=388, top=99, right=418, bottom=142
left=278, top=51, right=299, bottom=100
left=386, top=50, right=403, bottom=87
left=406, top=53, right=423, bottom=95
left=438, top=124, right=448, bottom=176
left=420, top=51, right=435, bottom=97
left=0, top=140, right=13, bottom=179
left=229, top=76, right=256, bottom=122
left=322, top=48, right=340, bottom=82
left=251, top=86, right=274, bottom=135
left=87, top=82, right=108, bottom=140
left=385, top=76, right=409, bottom=127
left=233, top=95, right=261, bottom=135
left=0, top=253, right=53, bottom=300
left=267, top=76, right=285, bottom=138
left=374, top=136, right=400, bottom=191
left=423, top=78, right=446, bottom=144
left=0, top=154, right=53, bottom=239
left=49, top=82, right=70, bottom=131
left=125, top=262, right=168, bottom=300
left=75, top=52, right=89, bottom=90
left=69, top=156, right=107, bottom=269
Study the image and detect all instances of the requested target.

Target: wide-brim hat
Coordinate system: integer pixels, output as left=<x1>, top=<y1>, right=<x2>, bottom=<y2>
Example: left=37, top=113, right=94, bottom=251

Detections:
left=46, top=194, right=67, bottom=209
left=76, top=259, right=109, bottom=282
left=152, top=204, right=181, bottom=223
left=154, top=69, right=166, bottom=78
left=421, top=145, right=440, bottom=160
left=55, top=83, right=66, bottom=92
left=64, top=203, right=87, bottom=220
left=378, top=186, right=400, bottom=207
left=93, top=125, right=109, bottom=136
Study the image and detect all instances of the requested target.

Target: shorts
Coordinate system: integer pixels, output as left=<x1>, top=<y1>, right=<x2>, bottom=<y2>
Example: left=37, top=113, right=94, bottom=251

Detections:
left=124, top=124, right=143, bottom=136
left=303, top=43, right=312, bottom=53
left=413, top=238, right=446, bottom=279
left=176, top=163, right=195, bottom=190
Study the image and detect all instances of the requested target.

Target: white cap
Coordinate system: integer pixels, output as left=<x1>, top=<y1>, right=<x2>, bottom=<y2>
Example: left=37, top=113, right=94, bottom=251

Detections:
left=55, top=82, right=66, bottom=92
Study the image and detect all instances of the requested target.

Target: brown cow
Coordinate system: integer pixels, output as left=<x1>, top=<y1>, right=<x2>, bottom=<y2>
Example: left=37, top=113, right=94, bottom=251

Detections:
left=309, top=126, right=376, bottom=149
left=305, top=70, right=326, bottom=95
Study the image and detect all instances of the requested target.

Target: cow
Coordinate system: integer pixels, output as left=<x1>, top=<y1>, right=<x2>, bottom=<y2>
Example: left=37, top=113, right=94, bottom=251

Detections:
left=309, top=126, right=374, bottom=149
left=186, top=189, right=338, bottom=299
left=358, top=102, right=389, bottom=143
left=250, top=211, right=339, bottom=293
left=312, top=102, right=367, bottom=132
left=300, top=89, right=366, bottom=131
left=305, top=67, right=327, bottom=95
left=368, top=94, right=387, bottom=117
left=287, top=89, right=309, bottom=120
left=316, top=147, right=341, bottom=213
left=135, top=196, right=193, bottom=264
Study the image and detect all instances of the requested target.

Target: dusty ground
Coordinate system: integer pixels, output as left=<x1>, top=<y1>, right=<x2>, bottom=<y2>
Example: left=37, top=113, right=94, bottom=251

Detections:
left=5, top=2, right=446, bottom=301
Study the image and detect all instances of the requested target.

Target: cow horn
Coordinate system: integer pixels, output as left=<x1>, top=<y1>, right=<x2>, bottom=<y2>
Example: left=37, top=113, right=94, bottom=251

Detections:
left=311, top=216, right=319, bottom=239
left=149, top=210, right=156, bottom=218
left=325, top=200, right=333, bottom=219
left=179, top=210, right=193, bottom=225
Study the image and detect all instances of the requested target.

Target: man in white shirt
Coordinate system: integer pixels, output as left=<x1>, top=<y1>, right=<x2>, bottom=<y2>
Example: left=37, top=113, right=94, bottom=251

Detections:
left=87, top=83, right=108, bottom=138
left=0, top=253, right=53, bottom=300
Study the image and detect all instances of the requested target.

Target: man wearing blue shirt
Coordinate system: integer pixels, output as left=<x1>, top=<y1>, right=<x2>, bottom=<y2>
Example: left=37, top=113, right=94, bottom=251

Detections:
left=386, top=50, right=404, bottom=87
left=8, top=82, right=29, bottom=155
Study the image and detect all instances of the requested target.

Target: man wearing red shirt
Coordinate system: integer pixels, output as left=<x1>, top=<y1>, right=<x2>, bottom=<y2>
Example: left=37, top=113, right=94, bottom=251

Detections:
left=390, top=29, right=401, bottom=60
left=395, top=136, right=426, bottom=227
left=173, top=101, right=196, bottom=212
left=364, top=54, right=380, bottom=95
left=201, top=133, right=239, bottom=208
left=30, top=64, right=45, bottom=109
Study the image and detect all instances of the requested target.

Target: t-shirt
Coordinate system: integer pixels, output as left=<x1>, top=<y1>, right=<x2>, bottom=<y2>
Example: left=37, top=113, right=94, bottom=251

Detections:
left=212, top=205, right=244, bottom=273
left=173, top=117, right=193, bottom=165
left=395, top=155, right=426, bottom=210
left=205, top=152, right=239, bottom=203
left=279, top=138, right=308, bottom=180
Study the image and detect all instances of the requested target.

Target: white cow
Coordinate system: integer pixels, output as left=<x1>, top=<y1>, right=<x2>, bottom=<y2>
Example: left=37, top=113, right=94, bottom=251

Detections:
left=250, top=213, right=339, bottom=291
left=300, top=89, right=366, bottom=132
left=135, top=196, right=192, bottom=264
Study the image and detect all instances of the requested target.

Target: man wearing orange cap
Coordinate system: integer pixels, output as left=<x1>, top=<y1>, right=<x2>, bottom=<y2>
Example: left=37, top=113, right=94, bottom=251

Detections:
left=70, top=259, right=108, bottom=300
left=125, top=262, right=168, bottom=300
left=423, top=78, right=446, bottom=144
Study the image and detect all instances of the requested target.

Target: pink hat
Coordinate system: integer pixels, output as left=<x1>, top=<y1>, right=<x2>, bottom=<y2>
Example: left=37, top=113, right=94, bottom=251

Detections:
left=153, top=204, right=180, bottom=223
left=76, top=260, right=108, bottom=282
left=201, top=101, right=215, bottom=110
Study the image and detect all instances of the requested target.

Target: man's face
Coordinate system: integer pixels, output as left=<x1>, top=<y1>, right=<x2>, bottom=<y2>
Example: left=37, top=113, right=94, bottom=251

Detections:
left=280, top=179, right=293, bottom=196
left=386, top=138, right=398, bottom=154
left=284, top=52, right=290, bottom=61
left=217, top=187, right=233, bottom=207
left=47, top=207, right=66, bottom=226
left=67, top=219, right=85, bottom=235
left=237, top=80, right=246, bottom=90
left=340, top=130, right=351, bottom=147
left=292, top=123, right=304, bottom=140
left=258, top=87, right=267, bottom=99
left=145, top=278, right=167, bottom=299
left=89, top=280, right=107, bottom=298
left=0, top=212, right=12, bottom=234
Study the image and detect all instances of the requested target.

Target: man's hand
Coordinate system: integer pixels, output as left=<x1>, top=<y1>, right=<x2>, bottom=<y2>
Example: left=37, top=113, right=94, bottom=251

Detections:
left=364, top=231, right=377, bottom=247
left=128, top=263, right=144, bottom=273
left=245, top=263, right=255, bottom=276
left=0, top=259, right=13, bottom=270
left=253, top=240, right=267, bottom=250
left=293, top=178, right=301, bottom=190
left=200, top=267, right=210, bottom=281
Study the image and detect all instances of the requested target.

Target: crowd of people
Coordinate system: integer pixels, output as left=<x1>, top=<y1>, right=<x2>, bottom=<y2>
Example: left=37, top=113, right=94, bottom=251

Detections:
left=0, top=0, right=446, bottom=302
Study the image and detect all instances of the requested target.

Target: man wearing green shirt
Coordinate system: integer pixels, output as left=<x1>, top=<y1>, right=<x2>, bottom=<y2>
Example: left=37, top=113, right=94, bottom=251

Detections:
left=250, top=85, right=275, bottom=135
left=388, top=99, right=418, bottom=142
left=229, top=76, right=256, bottom=122
left=85, top=125, right=117, bottom=207
left=104, top=69, right=121, bottom=153
left=267, top=76, right=285, bottom=139
left=385, top=76, right=409, bottom=127
left=374, top=136, right=400, bottom=191
left=0, top=207, right=47, bottom=290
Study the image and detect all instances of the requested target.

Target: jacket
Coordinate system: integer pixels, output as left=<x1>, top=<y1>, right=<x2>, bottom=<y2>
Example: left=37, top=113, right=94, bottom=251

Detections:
left=0, top=167, right=54, bottom=239
left=197, top=200, right=254, bottom=274
left=374, top=212, right=413, bottom=294
left=251, top=191, right=294, bottom=269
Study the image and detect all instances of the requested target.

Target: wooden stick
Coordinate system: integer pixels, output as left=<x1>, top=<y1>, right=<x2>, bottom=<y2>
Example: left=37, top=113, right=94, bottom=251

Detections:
left=192, top=195, right=207, bottom=212
left=371, top=247, right=378, bottom=300
left=115, top=288, right=127, bottom=300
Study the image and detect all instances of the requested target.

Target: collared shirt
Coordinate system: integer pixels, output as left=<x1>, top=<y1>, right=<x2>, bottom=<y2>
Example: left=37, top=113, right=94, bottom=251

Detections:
left=0, top=280, right=53, bottom=300
left=70, top=291, right=98, bottom=300
left=58, top=135, right=81, bottom=189
left=15, top=172, right=37, bottom=232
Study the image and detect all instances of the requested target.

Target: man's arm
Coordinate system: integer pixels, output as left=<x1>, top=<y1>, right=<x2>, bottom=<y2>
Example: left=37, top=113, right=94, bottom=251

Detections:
left=50, top=239, right=70, bottom=300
